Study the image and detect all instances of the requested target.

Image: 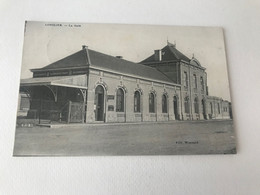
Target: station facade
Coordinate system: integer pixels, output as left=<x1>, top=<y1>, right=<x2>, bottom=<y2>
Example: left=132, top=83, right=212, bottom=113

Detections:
left=19, top=42, right=232, bottom=124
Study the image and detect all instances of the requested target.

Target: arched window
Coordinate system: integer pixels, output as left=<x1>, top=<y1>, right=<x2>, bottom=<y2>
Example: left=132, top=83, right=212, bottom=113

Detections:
left=194, top=97, right=199, bottom=114
left=193, top=74, right=197, bottom=89
left=149, top=93, right=155, bottom=113
left=184, top=96, right=190, bottom=113
left=184, top=72, right=188, bottom=87
left=200, top=77, right=204, bottom=91
left=210, top=102, right=213, bottom=114
left=162, top=94, right=167, bottom=113
left=116, top=88, right=124, bottom=112
left=134, top=91, right=141, bottom=112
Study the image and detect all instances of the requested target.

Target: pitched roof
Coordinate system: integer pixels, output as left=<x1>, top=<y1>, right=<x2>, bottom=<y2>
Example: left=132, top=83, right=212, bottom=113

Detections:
left=33, top=48, right=174, bottom=84
left=40, top=50, right=88, bottom=70
left=140, top=43, right=190, bottom=63
left=88, top=49, right=173, bottom=83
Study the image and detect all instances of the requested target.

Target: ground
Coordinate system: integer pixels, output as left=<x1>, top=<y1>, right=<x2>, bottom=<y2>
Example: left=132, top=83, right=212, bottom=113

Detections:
left=13, top=120, right=236, bottom=156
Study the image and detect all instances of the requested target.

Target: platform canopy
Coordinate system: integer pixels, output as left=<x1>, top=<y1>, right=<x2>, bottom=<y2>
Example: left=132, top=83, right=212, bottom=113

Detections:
left=20, top=75, right=87, bottom=89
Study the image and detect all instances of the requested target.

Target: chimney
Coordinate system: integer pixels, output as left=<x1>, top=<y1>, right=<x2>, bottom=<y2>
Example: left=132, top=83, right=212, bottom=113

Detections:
left=82, top=45, right=91, bottom=65
left=154, top=50, right=162, bottom=61
left=116, top=56, right=123, bottom=59
left=167, top=40, right=176, bottom=48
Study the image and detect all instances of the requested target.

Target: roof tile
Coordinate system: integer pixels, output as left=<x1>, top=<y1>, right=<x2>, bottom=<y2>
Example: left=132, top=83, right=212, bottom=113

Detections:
left=35, top=48, right=174, bottom=84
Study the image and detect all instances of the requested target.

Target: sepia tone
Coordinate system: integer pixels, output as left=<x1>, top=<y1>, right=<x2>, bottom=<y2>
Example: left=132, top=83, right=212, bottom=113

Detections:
left=14, top=21, right=236, bottom=156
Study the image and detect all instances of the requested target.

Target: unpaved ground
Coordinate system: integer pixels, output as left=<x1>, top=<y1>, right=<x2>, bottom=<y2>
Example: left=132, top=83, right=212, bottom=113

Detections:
left=13, top=120, right=236, bottom=156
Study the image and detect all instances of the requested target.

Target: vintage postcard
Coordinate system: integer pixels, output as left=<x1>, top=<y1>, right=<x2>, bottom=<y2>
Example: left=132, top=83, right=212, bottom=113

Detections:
left=14, top=21, right=236, bottom=156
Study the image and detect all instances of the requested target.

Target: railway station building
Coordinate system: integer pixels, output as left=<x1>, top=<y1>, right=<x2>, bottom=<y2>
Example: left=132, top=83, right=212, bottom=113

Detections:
left=18, top=42, right=232, bottom=124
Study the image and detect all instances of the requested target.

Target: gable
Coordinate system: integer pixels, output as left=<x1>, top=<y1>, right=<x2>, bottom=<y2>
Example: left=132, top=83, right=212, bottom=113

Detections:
left=140, top=44, right=190, bottom=63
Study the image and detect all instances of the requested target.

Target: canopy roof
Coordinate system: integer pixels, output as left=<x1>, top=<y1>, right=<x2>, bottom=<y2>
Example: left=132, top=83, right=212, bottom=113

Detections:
left=20, top=75, right=87, bottom=89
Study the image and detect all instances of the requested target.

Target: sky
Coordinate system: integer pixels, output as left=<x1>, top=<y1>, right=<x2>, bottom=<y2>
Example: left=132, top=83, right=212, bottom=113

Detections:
left=21, top=21, right=231, bottom=101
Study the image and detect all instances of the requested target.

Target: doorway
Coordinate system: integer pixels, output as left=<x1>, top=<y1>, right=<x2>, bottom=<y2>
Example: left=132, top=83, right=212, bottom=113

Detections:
left=173, top=96, right=179, bottom=120
left=202, top=99, right=207, bottom=119
left=95, top=85, right=105, bottom=121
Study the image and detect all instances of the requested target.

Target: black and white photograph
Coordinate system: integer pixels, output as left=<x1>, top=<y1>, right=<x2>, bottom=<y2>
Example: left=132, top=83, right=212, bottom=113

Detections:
left=14, top=21, right=236, bottom=156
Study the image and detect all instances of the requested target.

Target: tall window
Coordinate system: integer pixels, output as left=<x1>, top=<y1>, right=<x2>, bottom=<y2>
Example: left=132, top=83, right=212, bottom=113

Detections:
left=194, top=97, right=199, bottom=114
left=184, top=72, right=188, bottom=87
left=149, top=93, right=155, bottom=113
left=162, top=94, right=167, bottom=113
left=218, top=103, right=220, bottom=114
left=193, top=74, right=197, bottom=89
left=184, top=96, right=190, bottom=113
left=210, top=102, right=213, bottom=114
left=134, top=91, right=141, bottom=112
left=200, top=76, right=204, bottom=91
left=116, top=88, right=124, bottom=112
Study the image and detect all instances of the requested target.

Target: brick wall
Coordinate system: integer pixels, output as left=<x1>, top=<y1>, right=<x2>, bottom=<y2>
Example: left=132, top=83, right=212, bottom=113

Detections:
left=86, top=69, right=181, bottom=123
